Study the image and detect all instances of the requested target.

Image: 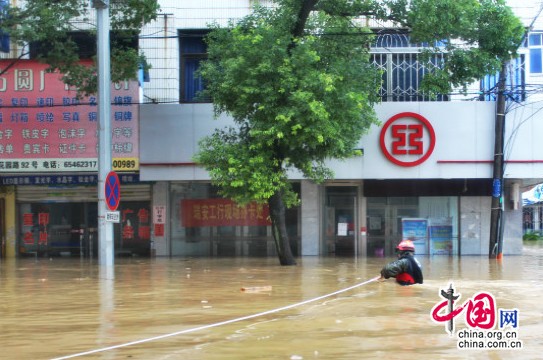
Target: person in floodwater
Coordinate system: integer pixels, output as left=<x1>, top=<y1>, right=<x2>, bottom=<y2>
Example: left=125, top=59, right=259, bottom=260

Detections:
left=378, top=240, right=423, bottom=286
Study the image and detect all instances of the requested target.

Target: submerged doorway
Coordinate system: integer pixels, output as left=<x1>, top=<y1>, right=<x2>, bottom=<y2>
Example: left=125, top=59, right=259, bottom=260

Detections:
left=366, top=197, right=418, bottom=257
left=323, top=186, right=359, bottom=256
left=366, top=196, right=458, bottom=257
left=17, top=201, right=151, bottom=258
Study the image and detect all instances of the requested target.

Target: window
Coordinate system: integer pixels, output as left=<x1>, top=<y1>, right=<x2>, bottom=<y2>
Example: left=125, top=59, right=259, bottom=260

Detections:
left=480, top=55, right=525, bottom=102
left=0, top=0, right=9, bottom=53
left=529, top=33, right=543, bottom=74
left=179, top=30, right=210, bottom=103
left=370, top=31, right=449, bottom=101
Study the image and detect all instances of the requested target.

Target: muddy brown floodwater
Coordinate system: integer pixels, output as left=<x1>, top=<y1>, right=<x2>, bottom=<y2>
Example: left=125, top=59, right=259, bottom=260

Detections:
left=1, top=242, right=542, bottom=360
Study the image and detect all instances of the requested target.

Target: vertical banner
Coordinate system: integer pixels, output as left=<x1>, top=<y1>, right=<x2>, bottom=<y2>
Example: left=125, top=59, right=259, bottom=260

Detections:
left=401, top=218, right=428, bottom=255
left=153, top=205, right=166, bottom=224
left=38, top=212, right=49, bottom=245
left=153, top=205, right=166, bottom=238
left=22, top=213, right=35, bottom=245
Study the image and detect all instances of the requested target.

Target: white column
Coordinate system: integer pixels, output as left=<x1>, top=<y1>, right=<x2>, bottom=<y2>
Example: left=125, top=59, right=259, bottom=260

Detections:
left=301, top=180, right=320, bottom=255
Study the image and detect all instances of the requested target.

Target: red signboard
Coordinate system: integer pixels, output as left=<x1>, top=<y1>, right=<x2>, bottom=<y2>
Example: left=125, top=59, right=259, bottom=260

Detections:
left=38, top=230, right=48, bottom=245
left=23, top=231, right=34, bottom=245
left=154, top=223, right=165, bottom=237
left=181, top=199, right=271, bottom=227
left=23, top=213, right=34, bottom=226
left=38, top=212, right=49, bottom=225
left=0, top=60, right=139, bottom=173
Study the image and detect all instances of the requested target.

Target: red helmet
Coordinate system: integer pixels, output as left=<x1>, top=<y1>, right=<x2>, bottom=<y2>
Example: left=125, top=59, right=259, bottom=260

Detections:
left=396, top=240, right=415, bottom=252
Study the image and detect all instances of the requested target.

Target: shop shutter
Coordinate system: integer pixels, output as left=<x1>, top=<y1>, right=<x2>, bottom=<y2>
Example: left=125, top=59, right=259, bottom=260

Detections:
left=120, top=184, right=152, bottom=201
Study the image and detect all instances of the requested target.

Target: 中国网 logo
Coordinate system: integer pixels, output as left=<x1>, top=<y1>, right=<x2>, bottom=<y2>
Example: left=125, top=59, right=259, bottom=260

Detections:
left=430, top=283, right=523, bottom=350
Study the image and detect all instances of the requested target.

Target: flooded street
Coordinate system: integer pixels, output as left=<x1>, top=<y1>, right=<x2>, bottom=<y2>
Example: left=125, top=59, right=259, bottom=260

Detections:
left=1, top=242, right=542, bottom=360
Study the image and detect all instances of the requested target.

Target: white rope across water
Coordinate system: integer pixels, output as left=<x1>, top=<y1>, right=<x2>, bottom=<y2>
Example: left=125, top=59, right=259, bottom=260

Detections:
left=52, top=276, right=380, bottom=360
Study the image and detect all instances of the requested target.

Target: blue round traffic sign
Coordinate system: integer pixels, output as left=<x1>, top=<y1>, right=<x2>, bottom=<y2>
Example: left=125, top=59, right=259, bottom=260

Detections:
left=105, top=171, right=121, bottom=211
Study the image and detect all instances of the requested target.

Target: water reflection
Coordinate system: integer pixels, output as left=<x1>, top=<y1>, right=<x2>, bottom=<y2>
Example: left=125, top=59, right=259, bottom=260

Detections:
left=1, top=242, right=542, bottom=359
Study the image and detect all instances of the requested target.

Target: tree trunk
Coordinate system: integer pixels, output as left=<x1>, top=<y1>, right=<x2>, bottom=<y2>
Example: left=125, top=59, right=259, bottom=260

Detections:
left=291, top=0, right=319, bottom=38
left=267, top=0, right=315, bottom=266
left=265, top=0, right=313, bottom=266
left=268, top=189, right=297, bottom=265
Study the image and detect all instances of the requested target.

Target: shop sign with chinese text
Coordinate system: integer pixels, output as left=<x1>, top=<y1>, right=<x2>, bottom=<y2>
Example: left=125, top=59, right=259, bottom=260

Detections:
left=0, top=60, right=139, bottom=173
left=181, top=199, right=271, bottom=227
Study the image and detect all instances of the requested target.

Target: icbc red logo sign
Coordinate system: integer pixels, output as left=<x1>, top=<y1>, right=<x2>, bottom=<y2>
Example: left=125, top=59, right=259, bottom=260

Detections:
left=379, top=112, right=436, bottom=167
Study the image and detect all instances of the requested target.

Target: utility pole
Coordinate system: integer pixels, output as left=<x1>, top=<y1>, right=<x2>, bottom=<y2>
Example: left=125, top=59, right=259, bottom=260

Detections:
left=488, top=2, right=543, bottom=259
left=489, top=62, right=507, bottom=259
left=93, top=0, right=114, bottom=275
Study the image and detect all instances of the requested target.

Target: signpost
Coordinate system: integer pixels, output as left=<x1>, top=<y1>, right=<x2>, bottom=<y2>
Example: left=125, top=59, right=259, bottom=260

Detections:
left=94, top=0, right=114, bottom=276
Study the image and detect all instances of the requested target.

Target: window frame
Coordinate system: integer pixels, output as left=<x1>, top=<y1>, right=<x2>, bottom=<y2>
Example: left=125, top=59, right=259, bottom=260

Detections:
left=178, top=29, right=210, bottom=103
left=528, top=32, right=543, bottom=74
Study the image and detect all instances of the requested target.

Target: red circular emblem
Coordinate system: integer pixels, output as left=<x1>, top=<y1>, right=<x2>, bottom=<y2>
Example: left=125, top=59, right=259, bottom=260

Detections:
left=379, top=112, right=436, bottom=167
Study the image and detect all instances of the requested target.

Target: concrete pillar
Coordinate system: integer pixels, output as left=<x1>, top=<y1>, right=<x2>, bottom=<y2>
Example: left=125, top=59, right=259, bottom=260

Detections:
left=301, top=180, right=320, bottom=255
left=152, top=181, right=170, bottom=256
left=1, top=188, right=16, bottom=258
left=460, top=197, right=491, bottom=255
left=358, top=185, right=367, bottom=257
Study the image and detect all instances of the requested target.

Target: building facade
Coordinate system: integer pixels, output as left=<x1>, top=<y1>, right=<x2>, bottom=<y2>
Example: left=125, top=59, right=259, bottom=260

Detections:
left=136, top=0, right=543, bottom=258
left=2, top=0, right=543, bottom=259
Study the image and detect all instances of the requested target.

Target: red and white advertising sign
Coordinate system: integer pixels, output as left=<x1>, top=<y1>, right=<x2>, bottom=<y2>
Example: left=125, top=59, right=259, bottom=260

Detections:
left=0, top=60, right=139, bottom=173
left=379, top=112, right=436, bottom=167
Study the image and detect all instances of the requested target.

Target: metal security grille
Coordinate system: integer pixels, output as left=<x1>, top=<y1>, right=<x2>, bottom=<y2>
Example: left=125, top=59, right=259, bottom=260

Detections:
left=371, top=52, right=449, bottom=101
left=371, top=31, right=449, bottom=102
left=480, top=56, right=526, bottom=102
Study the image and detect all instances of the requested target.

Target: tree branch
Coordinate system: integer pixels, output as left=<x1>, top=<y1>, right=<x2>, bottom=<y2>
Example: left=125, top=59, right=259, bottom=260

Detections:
left=291, top=0, right=319, bottom=38
left=0, top=50, right=30, bottom=77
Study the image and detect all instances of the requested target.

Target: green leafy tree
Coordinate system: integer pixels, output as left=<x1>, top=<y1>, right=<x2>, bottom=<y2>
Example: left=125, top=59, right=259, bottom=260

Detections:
left=196, top=0, right=523, bottom=266
left=0, top=0, right=160, bottom=95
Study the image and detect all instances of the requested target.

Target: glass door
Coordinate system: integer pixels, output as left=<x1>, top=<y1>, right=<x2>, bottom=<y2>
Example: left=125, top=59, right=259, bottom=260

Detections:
left=323, top=186, right=358, bottom=256
left=367, top=197, right=419, bottom=257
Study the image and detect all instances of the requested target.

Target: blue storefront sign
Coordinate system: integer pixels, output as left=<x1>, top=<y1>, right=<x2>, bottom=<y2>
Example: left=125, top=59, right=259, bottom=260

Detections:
left=0, top=174, right=140, bottom=186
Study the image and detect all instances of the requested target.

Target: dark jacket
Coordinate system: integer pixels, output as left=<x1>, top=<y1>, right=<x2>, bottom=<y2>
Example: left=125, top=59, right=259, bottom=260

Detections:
left=380, top=252, right=423, bottom=286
